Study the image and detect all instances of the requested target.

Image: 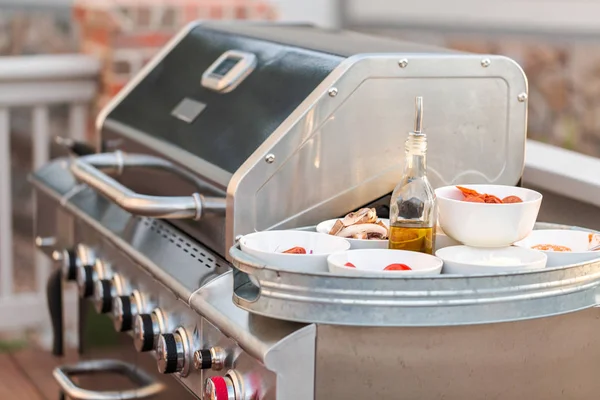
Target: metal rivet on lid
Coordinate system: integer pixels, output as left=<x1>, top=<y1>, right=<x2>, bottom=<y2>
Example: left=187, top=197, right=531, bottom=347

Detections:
left=398, top=59, right=408, bottom=68
left=265, top=154, right=275, bottom=164
left=328, top=87, right=338, bottom=97
left=481, top=58, right=491, bottom=67
left=518, top=93, right=528, bottom=102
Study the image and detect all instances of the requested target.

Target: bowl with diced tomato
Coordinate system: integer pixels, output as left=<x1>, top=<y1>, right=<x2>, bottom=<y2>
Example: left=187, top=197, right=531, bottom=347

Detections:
left=327, top=249, right=443, bottom=277
left=435, top=185, right=543, bottom=248
left=239, top=230, right=351, bottom=272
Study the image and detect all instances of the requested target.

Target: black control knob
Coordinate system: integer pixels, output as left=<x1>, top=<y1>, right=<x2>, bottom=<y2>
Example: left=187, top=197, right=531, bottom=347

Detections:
left=194, top=347, right=226, bottom=371
left=93, top=279, right=114, bottom=314
left=112, top=295, right=136, bottom=332
left=52, top=249, right=78, bottom=281
left=76, top=264, right=96, bottom=298
left=156, top=332, right=186, bottom=374
left=133, top=312, right=161, bottom=352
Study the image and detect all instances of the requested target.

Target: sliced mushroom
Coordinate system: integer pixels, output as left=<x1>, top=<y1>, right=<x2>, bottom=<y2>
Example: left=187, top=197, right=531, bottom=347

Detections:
left=337, top=223, right=389, bottom=240
left=341, top=208, right=377, bottom=227
left=328, top=220, right=345, bottom=236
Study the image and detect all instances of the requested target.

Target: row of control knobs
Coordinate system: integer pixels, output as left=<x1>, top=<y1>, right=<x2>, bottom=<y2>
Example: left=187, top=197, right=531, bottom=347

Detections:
left=53, top=246, right=238, bottom=399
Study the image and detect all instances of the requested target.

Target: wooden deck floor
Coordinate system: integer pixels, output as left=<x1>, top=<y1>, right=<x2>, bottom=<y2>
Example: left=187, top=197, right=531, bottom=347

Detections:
left=0, top=348, right=77, bottom=400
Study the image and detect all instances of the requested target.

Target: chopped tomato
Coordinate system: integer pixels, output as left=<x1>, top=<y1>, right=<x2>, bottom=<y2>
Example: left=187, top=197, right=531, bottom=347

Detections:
left=384, top=263, right=412, bottom=271
left=344, top=262, right=356, bottom=268
left=282, top=246, right=306, bottom=254
left=502, top=195, right=523, bottom=203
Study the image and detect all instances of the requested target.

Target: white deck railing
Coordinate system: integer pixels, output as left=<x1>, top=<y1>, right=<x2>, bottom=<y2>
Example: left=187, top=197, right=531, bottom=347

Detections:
left=0, top=54, right=100, bottom=334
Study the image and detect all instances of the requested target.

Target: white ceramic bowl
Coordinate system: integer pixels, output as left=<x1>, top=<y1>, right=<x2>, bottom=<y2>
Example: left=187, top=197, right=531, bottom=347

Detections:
left=435, top=245, right=547, bottom=275
left=327, top=249, right=443, bottom=277
left=435, top=185, right=543, bottom=247
left=239, top=230, right=351, bottom=272
left=514, top=229, right=600, bottom=267
left=316, top=218, right=390, bottom=249
left=434, top=232, right=461, bottom=251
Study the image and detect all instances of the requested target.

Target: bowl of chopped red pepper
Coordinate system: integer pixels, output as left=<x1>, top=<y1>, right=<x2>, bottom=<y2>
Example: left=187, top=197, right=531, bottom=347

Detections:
left=435, top=185, right=543, bottom=248
left=327, top=249, right=443, bottom=277
left=239, top=230, right=351, bottom=272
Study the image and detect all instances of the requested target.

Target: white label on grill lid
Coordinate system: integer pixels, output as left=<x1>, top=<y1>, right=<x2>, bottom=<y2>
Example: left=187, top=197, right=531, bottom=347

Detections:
left=171, top=97, right=206, bottom=124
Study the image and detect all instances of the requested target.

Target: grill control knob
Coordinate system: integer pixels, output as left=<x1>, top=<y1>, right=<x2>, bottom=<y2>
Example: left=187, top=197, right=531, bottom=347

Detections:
left=112, top=295, right=137, bottom=332
left=52, top=249, right=79, bottom=281
left=112, top=290, right=144, bottom=332
left=93, top=279, right=114, bottom=314
left=133, top=309, right=164, bottom=352
left=76, top=264, right=96, bottom=298
left=194, top=347, right=226, bottom=371
left=156, top=333, right=185, bottom=374
left=156, top=328, right=191, bottom=376
left=204, top=376, right=236, bottom=400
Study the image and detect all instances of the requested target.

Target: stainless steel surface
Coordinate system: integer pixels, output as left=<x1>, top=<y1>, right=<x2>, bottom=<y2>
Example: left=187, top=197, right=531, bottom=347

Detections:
left=71, top=151, right=226, bottom=220
left=31, top=159, right=229, bottom=300
left=229, top=223, right=600, bottom=326
left=227, top=53, right=528, bottom=254
left=53, top=359, right=165, bottom=400
left=313, top=309, right=600, bottom=399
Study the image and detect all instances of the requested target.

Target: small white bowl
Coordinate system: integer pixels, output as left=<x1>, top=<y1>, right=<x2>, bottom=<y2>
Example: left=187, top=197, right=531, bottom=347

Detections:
left=514, top=229, right=600, bottom=267
left=435, top=245, right=547, bottom=275
left=316, top=218, right=390, bottom=249
left=239, top=230, right=351, bottom=272
left=327, top=249, right=443, bottom=277
left=435, top=184, right=543, bottom=247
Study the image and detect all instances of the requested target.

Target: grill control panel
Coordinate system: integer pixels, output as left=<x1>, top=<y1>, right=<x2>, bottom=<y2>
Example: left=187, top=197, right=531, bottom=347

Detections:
left=62, top=236, right=273, bottom=399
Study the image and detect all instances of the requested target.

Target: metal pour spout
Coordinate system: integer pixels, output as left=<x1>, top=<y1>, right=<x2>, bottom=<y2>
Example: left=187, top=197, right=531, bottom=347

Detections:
left=413, top=96, right=423, bottom=134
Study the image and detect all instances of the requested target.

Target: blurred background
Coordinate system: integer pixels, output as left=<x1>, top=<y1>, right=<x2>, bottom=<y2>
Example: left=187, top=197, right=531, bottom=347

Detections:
left=1, top=0, right=599, bottom=397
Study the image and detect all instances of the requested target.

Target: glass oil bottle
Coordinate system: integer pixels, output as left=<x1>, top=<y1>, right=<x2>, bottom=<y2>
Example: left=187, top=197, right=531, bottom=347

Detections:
left=388, top=96, right=437, bottom=254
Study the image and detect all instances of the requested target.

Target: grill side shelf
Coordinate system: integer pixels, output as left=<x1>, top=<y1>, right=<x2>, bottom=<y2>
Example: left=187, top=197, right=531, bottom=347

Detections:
left=229, top=223, right=600, bottom=327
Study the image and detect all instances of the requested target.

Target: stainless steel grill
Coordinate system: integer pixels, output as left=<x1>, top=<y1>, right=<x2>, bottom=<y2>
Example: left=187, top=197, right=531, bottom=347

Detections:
left=32, top=22, right=600, bottom=400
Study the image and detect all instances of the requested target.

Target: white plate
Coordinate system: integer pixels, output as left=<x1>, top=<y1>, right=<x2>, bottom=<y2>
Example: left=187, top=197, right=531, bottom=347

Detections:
left=327, top=249, right=443, bottom=277
left=435, top=185, right=542, bottom=247
left=240, top=230, right=350, bottom=273
left=435, top=245, right=547, bottom=275
left=514, top=229, right=600, bottom=267
left=316, top=218, right=390, bottom=249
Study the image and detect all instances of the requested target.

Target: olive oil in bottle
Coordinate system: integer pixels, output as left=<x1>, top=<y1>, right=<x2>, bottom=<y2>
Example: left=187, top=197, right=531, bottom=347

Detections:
left=388, top=96, right=437, bottom=254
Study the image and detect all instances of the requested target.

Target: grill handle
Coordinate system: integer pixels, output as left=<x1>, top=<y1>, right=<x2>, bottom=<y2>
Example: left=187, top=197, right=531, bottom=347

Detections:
left=70, top=151, right=226, bottom=220
left=53, top=359, right=164, bottom=400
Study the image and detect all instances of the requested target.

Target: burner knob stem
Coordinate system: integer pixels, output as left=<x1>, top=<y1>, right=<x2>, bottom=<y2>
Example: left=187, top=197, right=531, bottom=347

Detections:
left=204, top=376, right=236, bottom=400
left=156, top=332, right=185, bottom=374
left=93, top=279, right=114, bottom=314
left=134, top=313, right=160, bottom=352
left=194, top=347, right=226, bottom=371
left=76, top=264, right=96, bottom=298
left=112, top=295, right=137, bottom=332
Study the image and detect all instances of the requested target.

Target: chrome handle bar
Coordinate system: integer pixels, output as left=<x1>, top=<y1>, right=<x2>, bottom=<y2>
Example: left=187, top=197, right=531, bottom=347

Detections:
left=53, top=359, right=164, bottom=400
left=70, top=151, right=225, bottom=220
